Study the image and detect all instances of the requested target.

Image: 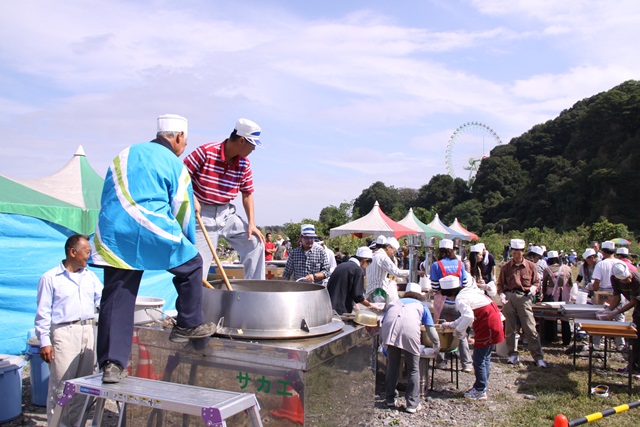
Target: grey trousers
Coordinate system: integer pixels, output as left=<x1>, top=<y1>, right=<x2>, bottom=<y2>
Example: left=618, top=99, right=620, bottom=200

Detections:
left=437, top=303, right=472, bottom=369
left=196, top=203, right=265, bottom=280
left=386, top=346, right=421, bottom=409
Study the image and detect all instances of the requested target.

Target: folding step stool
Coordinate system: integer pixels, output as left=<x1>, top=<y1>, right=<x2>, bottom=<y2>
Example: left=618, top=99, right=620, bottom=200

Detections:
left=49, top=373, right=263, bottom=427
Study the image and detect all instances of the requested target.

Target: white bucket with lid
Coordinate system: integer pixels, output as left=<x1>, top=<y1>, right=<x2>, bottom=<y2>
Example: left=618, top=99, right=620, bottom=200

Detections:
left=134, top=297, right=165, bottom=324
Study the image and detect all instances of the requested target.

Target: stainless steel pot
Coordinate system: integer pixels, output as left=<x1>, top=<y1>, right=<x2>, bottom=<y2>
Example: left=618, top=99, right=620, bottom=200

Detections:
left=202, top=280, right=344, bottom=339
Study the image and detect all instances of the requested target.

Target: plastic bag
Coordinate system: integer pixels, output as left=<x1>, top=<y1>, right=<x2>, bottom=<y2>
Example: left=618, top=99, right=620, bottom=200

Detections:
left=372, top=287, right=388, bottom=303
left=386, top=280, right=399, bottom=303
left=419, top=275, right=432, bottom=292
left=569, top=282, right=579, bottom=302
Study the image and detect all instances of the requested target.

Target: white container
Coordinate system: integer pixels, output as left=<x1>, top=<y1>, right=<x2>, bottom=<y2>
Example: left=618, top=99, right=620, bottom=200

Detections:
left=494, top=327, right=517, bottom=358
left=134, top=297, right=165, bottom=324
left=576, top=291, right=588, bottom=305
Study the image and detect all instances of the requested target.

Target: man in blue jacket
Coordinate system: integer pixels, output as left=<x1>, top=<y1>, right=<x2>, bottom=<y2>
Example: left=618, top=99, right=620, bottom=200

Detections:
left=92, top=114, right=215, bottom=383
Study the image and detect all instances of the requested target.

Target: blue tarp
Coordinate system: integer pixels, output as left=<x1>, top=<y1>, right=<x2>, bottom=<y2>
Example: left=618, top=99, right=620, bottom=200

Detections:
left=0, top=213, right=178, bottom=355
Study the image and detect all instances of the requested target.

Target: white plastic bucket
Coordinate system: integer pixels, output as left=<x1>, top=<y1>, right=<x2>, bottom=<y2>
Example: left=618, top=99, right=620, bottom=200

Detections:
left=134, top=297, right=165, bottom=324
left=576, top=291, right=588, bottom=305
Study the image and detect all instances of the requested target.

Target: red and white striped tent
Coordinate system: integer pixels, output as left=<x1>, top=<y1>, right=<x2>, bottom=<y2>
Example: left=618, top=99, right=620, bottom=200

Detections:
left=448, top=217, right=479, bottom=241
left=329, top=201, right=417, bottom=239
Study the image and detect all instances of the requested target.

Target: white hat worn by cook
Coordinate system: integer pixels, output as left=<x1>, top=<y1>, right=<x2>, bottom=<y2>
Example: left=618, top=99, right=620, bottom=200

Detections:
left=616, top=247, right=629, bottom=255
left=157, top=114, right=188, bottom=139
left=546, top=250, right=559, bottom=259
left=439, top=275, right=460, bottom=290
left=612, top=262, right=630, bottom=279
left=601, top=241, right=616, bottom=251
left=405, top=282, right=422, bottom=294
left=510, top=239, right=525, bottom=250
left=300, top=224, right=318, bottom=237
left=529, top=246, right=544, bottom=257
left=475, top=243, right=486, bottom=251
left=355, top=246, right=373, bottom=259
left=439, top=239, right=454, bottom=249
left=469, top=244, right=481, bottom=253
left=387, top=237, right=400, bottom=250
left=375, top=235, right=387, bottom=245
left=582, top=248, right=596, bottom=259
left=235, top=118, right=262, bottom=147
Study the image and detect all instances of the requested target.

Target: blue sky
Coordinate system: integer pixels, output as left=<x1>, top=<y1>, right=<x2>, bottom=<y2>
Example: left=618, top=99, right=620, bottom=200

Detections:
left=1, top=0, right=639, bottom=226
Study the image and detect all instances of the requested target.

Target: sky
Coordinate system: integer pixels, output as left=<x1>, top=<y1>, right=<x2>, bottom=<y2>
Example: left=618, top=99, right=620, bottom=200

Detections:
left=1, top=0, right=639, bottom=226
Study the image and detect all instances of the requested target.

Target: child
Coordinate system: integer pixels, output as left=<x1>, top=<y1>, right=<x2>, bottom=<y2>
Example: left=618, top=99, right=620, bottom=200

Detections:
left=440, top=275, right=504, bottom=400
left=381, top=282, right=440, bottom=413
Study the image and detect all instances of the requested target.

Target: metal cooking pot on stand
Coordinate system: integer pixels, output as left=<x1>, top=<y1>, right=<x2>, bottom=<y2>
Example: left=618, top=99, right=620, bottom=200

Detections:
left=202, top=280, right=344, bottom=339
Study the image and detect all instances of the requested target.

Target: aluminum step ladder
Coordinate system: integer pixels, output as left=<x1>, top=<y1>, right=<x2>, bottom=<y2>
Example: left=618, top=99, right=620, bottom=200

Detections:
left=50, top=373, right=263, bottom=427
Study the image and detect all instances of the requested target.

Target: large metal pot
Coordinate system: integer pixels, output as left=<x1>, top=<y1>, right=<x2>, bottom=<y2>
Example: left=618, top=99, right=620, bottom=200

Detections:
left=202, top=280, right=344, bottom=339
left=421, top=325, right=460, bottom=351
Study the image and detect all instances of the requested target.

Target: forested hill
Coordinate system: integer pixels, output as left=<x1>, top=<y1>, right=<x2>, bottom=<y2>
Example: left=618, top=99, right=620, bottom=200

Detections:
left=472, top=80, right=640, bottom=233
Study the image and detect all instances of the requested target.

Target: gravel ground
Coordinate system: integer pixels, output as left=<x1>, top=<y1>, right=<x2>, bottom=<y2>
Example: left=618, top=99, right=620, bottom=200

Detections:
left=5, top=342, right=632, bottom=427
left=366, top=353, right=527, bottom=427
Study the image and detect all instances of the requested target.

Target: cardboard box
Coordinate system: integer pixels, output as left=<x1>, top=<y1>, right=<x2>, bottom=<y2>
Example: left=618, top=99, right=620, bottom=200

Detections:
left=208, top=265, right=244, bottom=281
left=592, top=291, right=614, bottom=305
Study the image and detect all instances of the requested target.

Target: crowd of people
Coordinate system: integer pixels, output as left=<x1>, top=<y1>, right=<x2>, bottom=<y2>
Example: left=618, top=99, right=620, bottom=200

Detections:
left=31, top=112, right=639, bottom=423
left=279, top=233, right=640, bottom=413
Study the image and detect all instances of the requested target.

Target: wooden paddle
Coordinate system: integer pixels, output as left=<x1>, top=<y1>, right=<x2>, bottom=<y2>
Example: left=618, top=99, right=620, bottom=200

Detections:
left=196, top=212, right=233, bottom=291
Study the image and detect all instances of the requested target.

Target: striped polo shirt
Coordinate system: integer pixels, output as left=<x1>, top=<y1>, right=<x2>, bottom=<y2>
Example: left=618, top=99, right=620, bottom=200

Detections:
left=183, top=140, right=254, bottom=204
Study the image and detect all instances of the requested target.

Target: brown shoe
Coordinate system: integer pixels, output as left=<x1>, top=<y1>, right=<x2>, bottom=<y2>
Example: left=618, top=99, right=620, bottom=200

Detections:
left=102, top=361, right=127, bottom=383
left=169, top=321, right=217, bottom=343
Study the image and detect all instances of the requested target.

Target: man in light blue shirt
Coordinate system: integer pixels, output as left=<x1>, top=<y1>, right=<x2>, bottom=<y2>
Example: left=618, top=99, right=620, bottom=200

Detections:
left=35, top=234, right=103, bottom=427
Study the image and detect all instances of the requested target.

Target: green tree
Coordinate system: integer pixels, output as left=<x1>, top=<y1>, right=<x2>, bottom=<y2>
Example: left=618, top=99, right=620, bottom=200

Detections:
left=318, top=202, right=352, bottom=230
left=590, top=218, right=630, bottom=243
left=352, top=181, right=401, bottom=219
left=448, top=200, right=483, bottom=232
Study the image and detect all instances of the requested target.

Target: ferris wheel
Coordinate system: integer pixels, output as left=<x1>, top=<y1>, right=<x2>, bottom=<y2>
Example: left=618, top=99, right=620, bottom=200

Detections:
left=445, top=121, right=503, bottom=186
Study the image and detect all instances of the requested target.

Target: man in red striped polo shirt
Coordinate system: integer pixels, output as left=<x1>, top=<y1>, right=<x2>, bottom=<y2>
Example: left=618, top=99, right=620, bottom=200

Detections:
left=184, top=118, right=266, bottom=280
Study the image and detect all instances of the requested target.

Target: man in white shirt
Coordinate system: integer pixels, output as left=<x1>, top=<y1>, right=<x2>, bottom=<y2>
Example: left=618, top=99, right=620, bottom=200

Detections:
left=592, top=240, right=625, bottom=348
left=318, top=240, right=337, bottom=285
left=35, top=234, right=103, bottom=426
left=365, top=235, right=409, bottom=301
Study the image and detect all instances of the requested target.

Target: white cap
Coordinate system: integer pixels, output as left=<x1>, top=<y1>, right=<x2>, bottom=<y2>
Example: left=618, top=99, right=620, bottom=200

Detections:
left=355, top=246, right=373, bottom=259
left=475, top=243, right=486, bottom=251
left=528, top=246, right=544, bottom=256
left=547, top=250, right=559, bottom=259
left=300, top=224, right=318, bottom=237
left=616, top=247, right=629, bottom=255
left=157, top=114, right=188, bottom=139
left=582, top=248, right=596, bottom=259
left=235, top=118, right=262, bottom=147
left=439, top=275, right=460, bottom=290
left=376, top=235, right=387, bottom=245
left=601, top=241, right=615, bottom=251
left=387, top=237, right=400, bottom=250
left=612, top=262, right=630, bottom=280
left=510, top=239, right=525, bottom=250
left=439, top=239, right=454, bottom=249
left=469, top=244, right=481, bottom=253
left=405, top=282, right=422, bottom=294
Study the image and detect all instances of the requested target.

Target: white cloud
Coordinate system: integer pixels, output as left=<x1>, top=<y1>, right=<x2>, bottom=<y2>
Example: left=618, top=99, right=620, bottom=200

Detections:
left=1, top=0, right=639, bottom=224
